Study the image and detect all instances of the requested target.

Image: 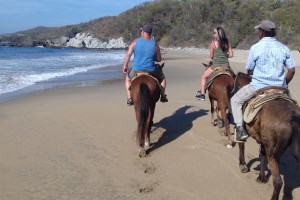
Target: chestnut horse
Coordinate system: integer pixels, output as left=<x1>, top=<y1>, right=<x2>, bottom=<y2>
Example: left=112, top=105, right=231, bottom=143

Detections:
left=203, top=63, right=235, bottom=147
left=234, top=72, right=300, bottom=200
left=130, top=64, right=163, bottom=157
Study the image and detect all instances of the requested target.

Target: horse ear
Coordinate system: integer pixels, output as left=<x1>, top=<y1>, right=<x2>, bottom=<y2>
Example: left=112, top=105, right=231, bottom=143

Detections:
left=202, top=63, right=208, bottom=67
left=161, top=63, right=164, bottom=69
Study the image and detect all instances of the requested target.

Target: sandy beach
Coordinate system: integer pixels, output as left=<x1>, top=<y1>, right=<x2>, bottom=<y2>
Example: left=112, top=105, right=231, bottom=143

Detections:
left=0, top=49, right=299, bottom=200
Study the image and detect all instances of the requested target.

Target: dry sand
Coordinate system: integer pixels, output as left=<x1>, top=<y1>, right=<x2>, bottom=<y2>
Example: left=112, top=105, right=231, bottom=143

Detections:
left=0, top=49, right=299, bottom=200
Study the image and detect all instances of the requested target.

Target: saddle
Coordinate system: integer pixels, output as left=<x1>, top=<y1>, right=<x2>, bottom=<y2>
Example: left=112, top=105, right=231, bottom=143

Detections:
left=205, top=67, right=234, bottom=89
left=131, top=72, right=162, bottom=91
left=243, top=86, right=297, bottom=123
left=130, top=63, right=164, bottom=92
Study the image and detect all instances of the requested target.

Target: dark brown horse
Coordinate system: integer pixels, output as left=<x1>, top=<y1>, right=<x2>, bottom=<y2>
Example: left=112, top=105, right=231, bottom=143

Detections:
left=234, top=72, right=300, bottom=200
left=130, top=64, right=163, bottom=157
left=203, top=63, right=235, bottom=147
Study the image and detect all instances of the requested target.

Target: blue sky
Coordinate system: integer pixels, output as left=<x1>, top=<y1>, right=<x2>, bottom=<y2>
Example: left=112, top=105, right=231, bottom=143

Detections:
left=0, top=0, right=150, bottom=34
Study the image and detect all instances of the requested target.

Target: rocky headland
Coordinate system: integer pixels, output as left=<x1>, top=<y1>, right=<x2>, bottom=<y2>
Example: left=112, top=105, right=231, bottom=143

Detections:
left=0, top=32, right=128, bottom=49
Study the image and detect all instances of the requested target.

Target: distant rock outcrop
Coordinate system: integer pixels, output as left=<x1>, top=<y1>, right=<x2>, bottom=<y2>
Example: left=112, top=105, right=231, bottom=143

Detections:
left=0, top=32, right=128, bottom=49
left=64, top=33, right=127, bottom=49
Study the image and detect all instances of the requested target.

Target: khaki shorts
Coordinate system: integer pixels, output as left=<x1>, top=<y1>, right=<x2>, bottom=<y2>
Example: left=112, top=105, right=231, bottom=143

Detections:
left=128, top=65, right=165, bottom=82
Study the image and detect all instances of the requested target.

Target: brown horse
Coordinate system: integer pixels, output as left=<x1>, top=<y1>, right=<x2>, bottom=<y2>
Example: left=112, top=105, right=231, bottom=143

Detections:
left=130, top=64, right=163, bottom=157
left=234, top=72, right=300, bottom=200
left=203, top=63, right=235, bottom=147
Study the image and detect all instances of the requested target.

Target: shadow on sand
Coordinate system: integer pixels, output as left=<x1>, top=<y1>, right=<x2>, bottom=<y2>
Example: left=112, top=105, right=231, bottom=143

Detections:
left=247, top=148, right=300, bottom=200
left=281, top=149, right=300, bottom=200
left=147, top=105, right=208, bottom=154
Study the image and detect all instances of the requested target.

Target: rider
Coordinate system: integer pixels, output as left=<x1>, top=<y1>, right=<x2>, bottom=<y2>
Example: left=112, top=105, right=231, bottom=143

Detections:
left=195, top=27, right=233, bottom=100
left=123, top=24, right=168, bottom=105
left=231, top=20, right=296, bottom=142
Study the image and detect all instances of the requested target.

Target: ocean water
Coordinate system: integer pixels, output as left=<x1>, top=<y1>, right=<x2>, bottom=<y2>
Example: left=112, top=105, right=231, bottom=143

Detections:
left=0, top=46, right=126, bottom=102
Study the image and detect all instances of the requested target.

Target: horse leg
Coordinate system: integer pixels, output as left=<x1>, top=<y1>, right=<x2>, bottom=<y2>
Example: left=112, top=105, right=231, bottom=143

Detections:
left=135, top=109, right=146, bottom=157
left=138, top=126, right=147, bottom=158
left=138, top=129, right=147, bottom=158
left=145, top=116, right=153, bottom=149
left=145, top=104, right=156, bottom=149
left=216, top=106, right=224, bottom=128
left=222, top=110, right=233, bottom=147
left=210, top=98, right=216, bottom=126
left=268, top=156, right=283, bottom=200
left=139, top=147, right=146, bottom=158
left=238, top=142, right=248, bottom=173
left=219, top=104, right=228, bottom=134
left=257, top=144, right=269, bottom=183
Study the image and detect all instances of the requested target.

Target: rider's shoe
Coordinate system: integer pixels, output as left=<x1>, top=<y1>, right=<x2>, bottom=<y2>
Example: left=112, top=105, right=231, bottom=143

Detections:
left=127, top=98, right=133, bottom=106
left=235, top=126, right=248, bottom=142
left=160, top=94, right=168, bottom=103
left=195, top=91, right=205, bottom=101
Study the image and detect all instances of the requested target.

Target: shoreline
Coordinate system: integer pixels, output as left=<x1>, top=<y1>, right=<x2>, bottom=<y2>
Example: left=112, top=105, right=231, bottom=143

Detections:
left=0, top=49, right=299, bottom=200
left=0, top=63, right=124, bottom=103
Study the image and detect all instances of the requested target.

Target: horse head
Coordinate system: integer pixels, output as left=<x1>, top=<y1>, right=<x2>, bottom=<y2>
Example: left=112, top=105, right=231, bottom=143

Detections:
left=156, top=62, right=165, bottom=70
left=234, top=72, right=252, bottom=93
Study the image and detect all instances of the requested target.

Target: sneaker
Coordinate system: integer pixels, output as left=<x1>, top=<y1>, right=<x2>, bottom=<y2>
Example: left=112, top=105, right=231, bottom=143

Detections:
left=160, top=94, right=168, bottom=103
left=235, top=126, right=249, bottom=142
left=195, top=91, right=205, bottom=101
left=127, top=98, right=133, bottom=106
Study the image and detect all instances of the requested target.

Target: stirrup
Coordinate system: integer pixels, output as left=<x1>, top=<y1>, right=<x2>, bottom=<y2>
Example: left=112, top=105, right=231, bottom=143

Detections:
left=234, top=127, right=248, bottom=143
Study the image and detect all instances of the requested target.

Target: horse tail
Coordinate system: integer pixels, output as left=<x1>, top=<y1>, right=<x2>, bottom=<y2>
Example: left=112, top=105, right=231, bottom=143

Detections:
left=290, top=111, right=300, bottom=169
left=226, top=83, right=233, bottom=111
left=137, top=83, right=150, bottom=146
left=226, top=82, right=233, bottom=123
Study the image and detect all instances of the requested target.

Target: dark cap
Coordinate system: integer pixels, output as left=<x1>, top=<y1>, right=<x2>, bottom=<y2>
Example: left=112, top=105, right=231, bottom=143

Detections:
left=141, top=24, right=152, bottom=34
left=254, top=20, right=276, bottom=31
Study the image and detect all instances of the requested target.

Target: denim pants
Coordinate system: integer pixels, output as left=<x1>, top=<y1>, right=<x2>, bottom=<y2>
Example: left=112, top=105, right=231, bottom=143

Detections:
left=231, top=84, right=257, bottom=126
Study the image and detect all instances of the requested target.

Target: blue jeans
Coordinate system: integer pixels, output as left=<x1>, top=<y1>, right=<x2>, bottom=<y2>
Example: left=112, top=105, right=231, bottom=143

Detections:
left=231, top=84, right=257, bottom=126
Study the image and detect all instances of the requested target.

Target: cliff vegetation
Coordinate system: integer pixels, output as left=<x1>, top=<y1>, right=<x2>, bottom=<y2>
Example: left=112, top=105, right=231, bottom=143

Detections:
left=0, top=0, right=299, bottom=49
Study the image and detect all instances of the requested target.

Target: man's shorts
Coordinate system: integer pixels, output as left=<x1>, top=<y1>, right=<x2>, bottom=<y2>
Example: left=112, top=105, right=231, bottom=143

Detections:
left=128, top=65, right=165, bottom=82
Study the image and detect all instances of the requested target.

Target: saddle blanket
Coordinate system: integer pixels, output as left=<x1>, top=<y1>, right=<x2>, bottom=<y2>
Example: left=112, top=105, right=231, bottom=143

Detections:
left=243, top=87, right=297, bottom=123
left=205, top=67, right=233, bottom=89
left=131, top=73, right=162, bottom=91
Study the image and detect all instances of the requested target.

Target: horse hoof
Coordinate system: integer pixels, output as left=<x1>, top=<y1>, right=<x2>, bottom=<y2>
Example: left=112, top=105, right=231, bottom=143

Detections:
left=217, top=120, right=224, bottom=128
left=239, top=165, right=248, bottom=173
left=226, top=141, right=235, bottom=148
left=256, top=176, right=269, bottom=183
left=139, top=148, right=146, bottom=158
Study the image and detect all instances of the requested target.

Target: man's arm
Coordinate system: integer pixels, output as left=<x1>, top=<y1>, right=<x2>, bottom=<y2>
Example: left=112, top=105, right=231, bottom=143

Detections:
left=155, top=43, right=161, bottom=62
left=123, top=40, right=136, bottom=73
left=227, top=43, right=233, bottom=58
left=286, top=67, right=295, bottom=84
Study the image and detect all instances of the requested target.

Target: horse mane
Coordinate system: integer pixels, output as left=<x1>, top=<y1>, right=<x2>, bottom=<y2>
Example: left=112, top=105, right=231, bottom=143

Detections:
left=233, top=72, right=252, bottom=93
